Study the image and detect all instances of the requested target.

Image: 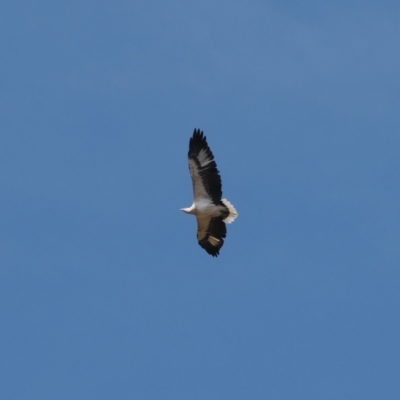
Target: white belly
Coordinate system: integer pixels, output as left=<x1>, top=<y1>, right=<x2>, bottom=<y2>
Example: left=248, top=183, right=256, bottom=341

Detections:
left=195, top=198, right=220, bottom=216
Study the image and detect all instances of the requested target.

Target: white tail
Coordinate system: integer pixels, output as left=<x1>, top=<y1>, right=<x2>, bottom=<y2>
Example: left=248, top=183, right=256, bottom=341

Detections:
left=221, top=198, right=238, bottom=224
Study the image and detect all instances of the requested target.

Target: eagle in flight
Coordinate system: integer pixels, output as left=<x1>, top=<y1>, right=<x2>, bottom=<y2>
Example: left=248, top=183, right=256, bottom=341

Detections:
left=181, top=129, right=238, bottom=257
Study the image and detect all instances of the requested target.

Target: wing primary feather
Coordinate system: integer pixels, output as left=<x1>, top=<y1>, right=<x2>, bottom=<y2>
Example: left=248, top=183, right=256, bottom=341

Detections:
left=189, top=129, right=223, bottom=204
left=197, top=217, right=227, bottom=257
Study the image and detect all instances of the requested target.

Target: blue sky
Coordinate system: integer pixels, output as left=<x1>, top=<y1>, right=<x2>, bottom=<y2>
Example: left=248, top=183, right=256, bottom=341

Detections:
left=1, top=1, right=400, bottom=399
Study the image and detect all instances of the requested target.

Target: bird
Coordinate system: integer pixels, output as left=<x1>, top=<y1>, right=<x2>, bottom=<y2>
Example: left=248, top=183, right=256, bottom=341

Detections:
left=181, top=129, right=238, bottom=257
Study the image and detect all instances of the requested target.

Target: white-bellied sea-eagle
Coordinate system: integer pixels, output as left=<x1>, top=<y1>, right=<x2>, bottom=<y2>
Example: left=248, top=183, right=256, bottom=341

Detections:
left=181, top=129, right=238, bottom=257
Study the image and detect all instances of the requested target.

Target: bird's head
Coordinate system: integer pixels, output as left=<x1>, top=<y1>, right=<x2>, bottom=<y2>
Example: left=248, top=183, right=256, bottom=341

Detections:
left=180, top=204, right=195, bottom=214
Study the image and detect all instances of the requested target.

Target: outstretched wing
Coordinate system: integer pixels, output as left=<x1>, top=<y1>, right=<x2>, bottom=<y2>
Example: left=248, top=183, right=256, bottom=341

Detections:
left=196, top=216, right=227, bottom=257
left=188, top=129, right=223, bottom=204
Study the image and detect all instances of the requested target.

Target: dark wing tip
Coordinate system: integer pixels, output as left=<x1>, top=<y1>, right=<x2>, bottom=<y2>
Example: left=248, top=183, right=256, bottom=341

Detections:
left=198, top=217, right=226, bottom=257
left=189, top=128, right=211, bottom=157
left=191, top=129, right=205, bottom=143
left=192, top=128, right=205, bottom=139
left=193, top=128, right=204, bottom=138
left=198, top=239, right=222, bottom=257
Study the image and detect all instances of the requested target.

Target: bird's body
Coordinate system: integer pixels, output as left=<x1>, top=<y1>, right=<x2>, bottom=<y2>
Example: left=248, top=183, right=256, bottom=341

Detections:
left=181, top=129, right=238, bottom=257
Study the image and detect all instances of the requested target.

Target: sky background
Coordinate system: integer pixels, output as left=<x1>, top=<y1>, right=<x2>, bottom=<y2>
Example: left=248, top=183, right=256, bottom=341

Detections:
left=1, top=1, right=400, bottom=399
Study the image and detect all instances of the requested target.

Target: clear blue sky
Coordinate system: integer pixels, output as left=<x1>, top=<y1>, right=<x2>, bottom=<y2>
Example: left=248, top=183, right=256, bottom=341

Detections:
left=1, top=1, right=399, bottom=399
